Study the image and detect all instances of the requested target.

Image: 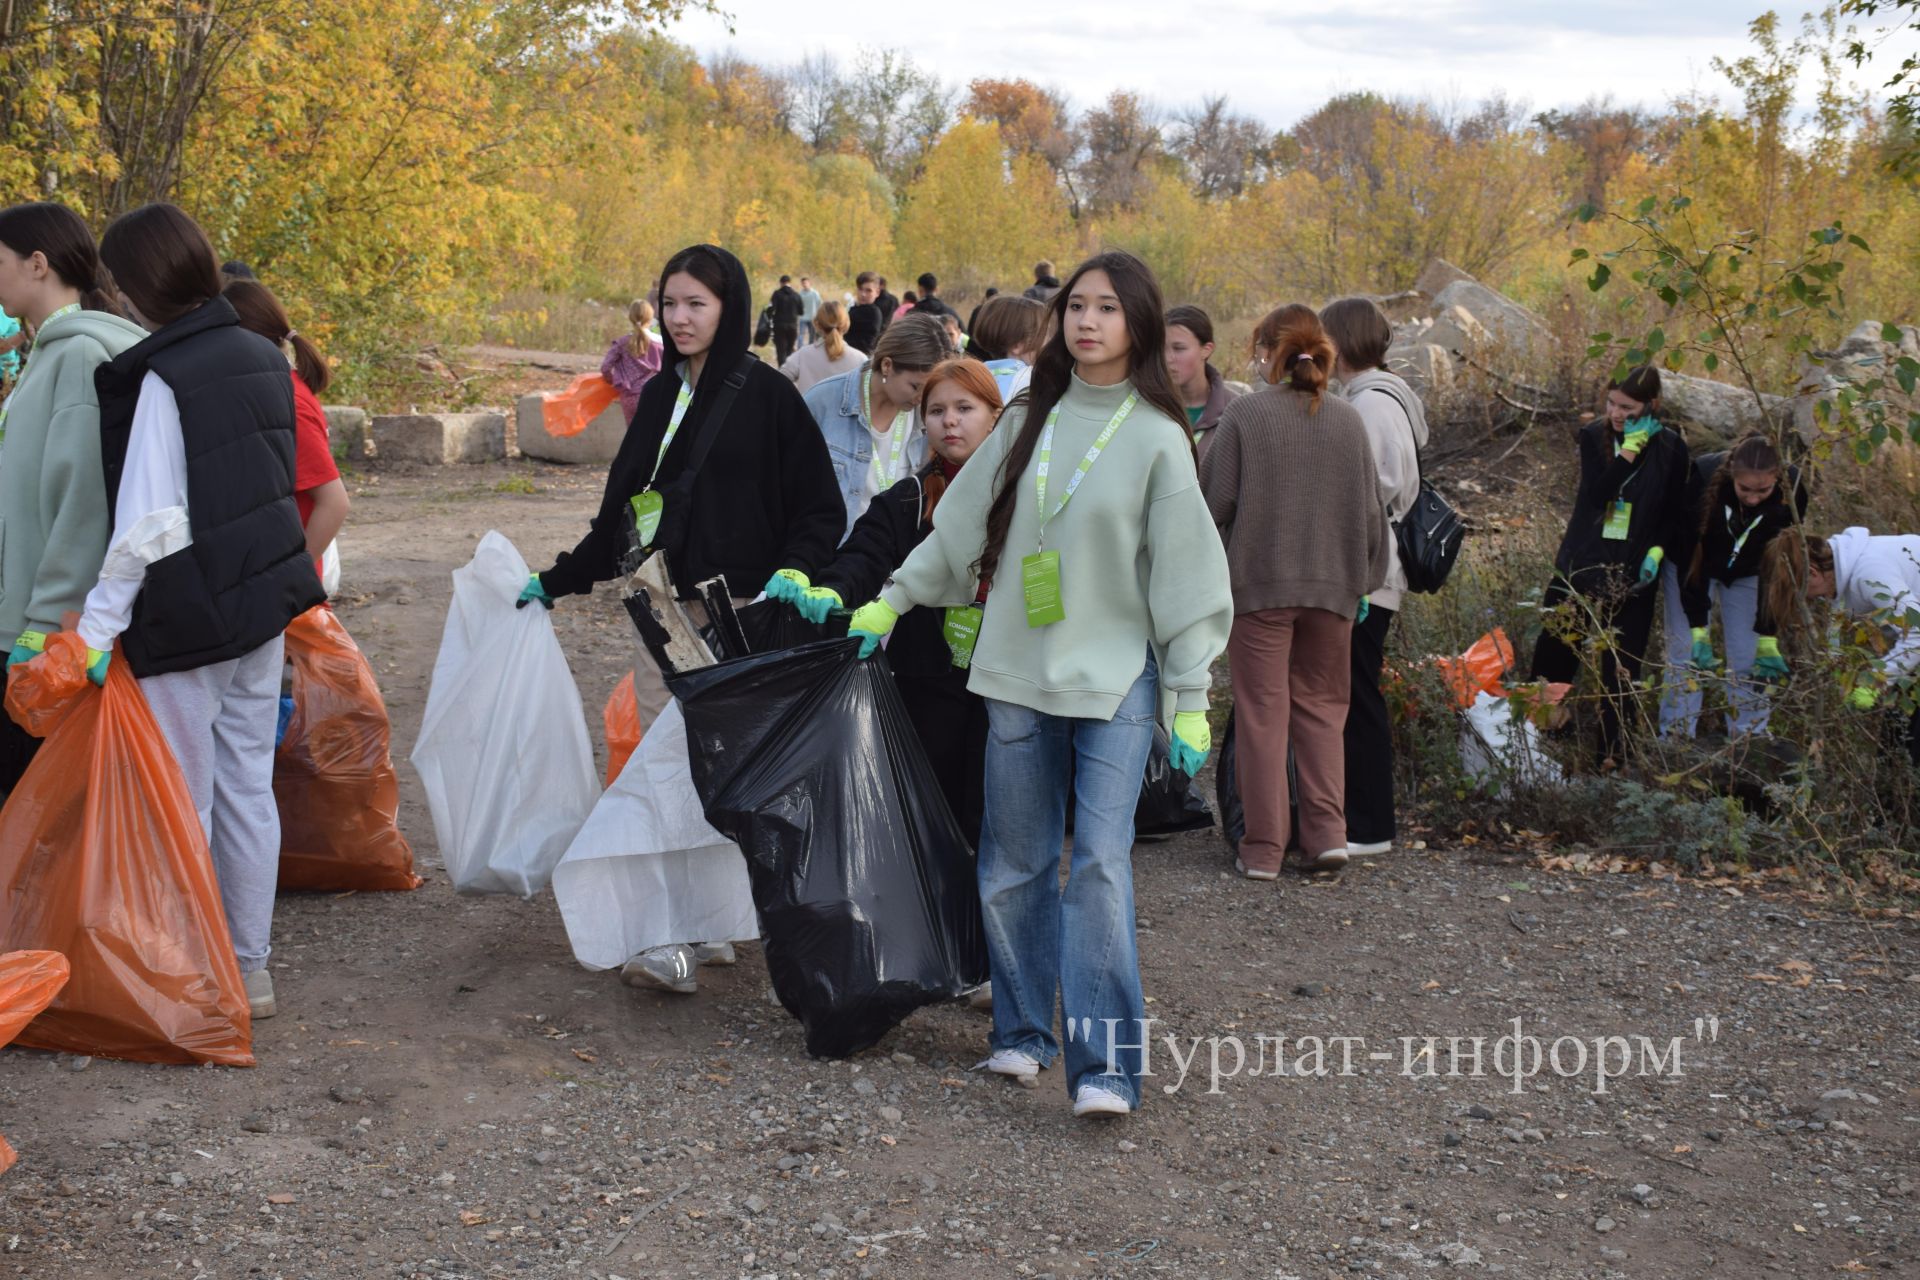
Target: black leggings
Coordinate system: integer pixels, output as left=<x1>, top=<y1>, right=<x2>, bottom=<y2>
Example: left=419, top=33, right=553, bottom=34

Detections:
left=0, top=665, right=42, bottom=797
left=1530, top=573, right=1659, bottom=761
left=1344, top=604, right=1396, bottom=846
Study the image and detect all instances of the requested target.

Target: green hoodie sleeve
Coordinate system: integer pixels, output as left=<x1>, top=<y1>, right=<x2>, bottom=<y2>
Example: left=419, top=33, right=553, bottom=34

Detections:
left=1143, top=450, right=1234, bottom=712
left=27, top=398, right=112, bottom=633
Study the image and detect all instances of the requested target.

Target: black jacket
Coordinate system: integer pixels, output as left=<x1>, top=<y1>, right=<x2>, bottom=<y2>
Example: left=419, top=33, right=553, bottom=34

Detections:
left=1676, top=451, right=1809, bottom=633
left=1023, top=277, right=1060, bottom=303
left=846, top=302, right=882, bottom=355
left=770, top=285, right=804, bottom=328
left=816, top=473, right=960, bottom=680
left=541, top=245, right=843, bottom=601
left=1552, top=419, right=1692, bottom=583
left=911, top=294, right=956, bottom=323
left=876, top=290, right=900, bottom=328
left=96, top=296, right=323, bottom=677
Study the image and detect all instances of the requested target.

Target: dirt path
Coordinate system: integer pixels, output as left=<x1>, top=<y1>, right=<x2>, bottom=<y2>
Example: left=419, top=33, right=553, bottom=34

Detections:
left=2, top=461, right=1917, bottom=1280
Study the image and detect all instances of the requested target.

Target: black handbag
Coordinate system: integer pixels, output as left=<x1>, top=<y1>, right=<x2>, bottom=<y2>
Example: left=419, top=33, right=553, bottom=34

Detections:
left=1394, top=450, right=1465, bottom=594
left=753, top=306, right=773, bottom=348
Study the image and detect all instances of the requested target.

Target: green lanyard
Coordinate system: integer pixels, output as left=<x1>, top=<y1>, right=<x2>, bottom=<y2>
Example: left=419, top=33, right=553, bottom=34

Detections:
left=861, top=369, right=912, bottom=495
left=628, top=381, right=694, bottom=549
left=649, top=382, right=695, bottom=489
left=1033, top=391, right=1137, bottom=549
left=0, top=303, right=81, bottom=447
left=1724, top=504, right=1762, bottom=569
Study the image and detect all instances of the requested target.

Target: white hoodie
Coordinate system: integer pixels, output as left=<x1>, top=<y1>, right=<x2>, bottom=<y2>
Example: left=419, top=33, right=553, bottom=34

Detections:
left=1342, top=368, right=1430, bottom=612
left=1828, top=526, right=1920, bottom=679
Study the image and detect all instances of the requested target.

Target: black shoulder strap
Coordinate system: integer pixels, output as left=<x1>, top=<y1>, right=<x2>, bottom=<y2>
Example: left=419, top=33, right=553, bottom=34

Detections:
left=678, top=352, right=756, bottom=480
left=1361, top=383, right=1425, bottom=488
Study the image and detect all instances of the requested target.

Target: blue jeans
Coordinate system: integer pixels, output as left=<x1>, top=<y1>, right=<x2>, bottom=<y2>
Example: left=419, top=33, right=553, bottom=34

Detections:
left=978, top=652, right=1157, bottom=1106
left=1658, top=563, right=1772, bottom=737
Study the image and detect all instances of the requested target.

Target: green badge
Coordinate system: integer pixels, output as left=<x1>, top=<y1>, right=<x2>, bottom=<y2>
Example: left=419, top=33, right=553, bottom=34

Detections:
left=1021, top=551, right=1065, bottom=628
left=630, top=489, right=664, bottom=549
left=943, top=605, right=983, bottom=669
left=1602, top=500, right=1632, bottom=541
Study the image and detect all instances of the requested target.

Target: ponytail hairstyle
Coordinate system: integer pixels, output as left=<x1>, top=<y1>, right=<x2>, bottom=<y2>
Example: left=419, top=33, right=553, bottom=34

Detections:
left=916, top=356, right=1004, bottom=524
left=976, top=249, right=1187, bottom=588
left=1690, top=434, right=1785, bottom=570
left=223, top=278, right=331, bottom=395
left=98, top=202, right=222, bottom=328
left=627, top=298, right=654, bottom=358
left=1253, top=303, right=1334, bottom=412
left=0, top=201, right=120, bottom=314
left=813, top=299, right=849, bottom=361
left=1761, top=526, right=1833, bottom=643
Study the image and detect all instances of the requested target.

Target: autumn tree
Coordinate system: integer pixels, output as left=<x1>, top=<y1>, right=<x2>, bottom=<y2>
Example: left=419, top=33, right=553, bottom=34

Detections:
left=895, top=119, right=1073, bottom=298
left=1078, top=91, right=1164, bottom=214
left=1170, top=96, right=1268, bottom=198
left=964, top=77, right=1081, bottom=214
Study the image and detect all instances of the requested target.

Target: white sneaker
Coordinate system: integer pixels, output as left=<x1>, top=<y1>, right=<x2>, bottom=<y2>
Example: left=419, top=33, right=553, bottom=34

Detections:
left=243, top=969, right=277, bottom=1020
left=977, top=1048, right=1041, bottom=1080
left=1345, top=840, right=1392, bottom=857
left=1309, top=848, right=1350, bottom=871
left=620, top=944, right=697, bottom=994
left=691, top=941, right=737, bottom=967
left=1073, top=1083, right=1132, bottom=1117
left=965, top=981, right=993, bottom=1011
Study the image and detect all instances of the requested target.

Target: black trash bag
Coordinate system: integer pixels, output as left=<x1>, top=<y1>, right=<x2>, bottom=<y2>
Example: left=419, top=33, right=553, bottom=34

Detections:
left=732, top=599, right=847, bottom=657
left=667, top=639, right=988, bottom=1058
left=1136, top=725, right=1214, bottom=835
left=1215, top=709, right=1299, bottom=854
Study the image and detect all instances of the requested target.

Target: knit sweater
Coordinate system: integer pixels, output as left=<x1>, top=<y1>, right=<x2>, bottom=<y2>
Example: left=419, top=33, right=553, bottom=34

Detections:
left=879, top=372, right=1232, bottom=720
left=1198, top=384, right=1390, bottom=619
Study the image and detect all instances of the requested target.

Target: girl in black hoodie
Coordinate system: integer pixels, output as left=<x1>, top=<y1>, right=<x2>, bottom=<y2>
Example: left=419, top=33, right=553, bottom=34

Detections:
left=522, top=244, right=843, bottom=728
left=1529, top=365, right=1691, bottom=762
left=785, top=357, right=1004, bottom=845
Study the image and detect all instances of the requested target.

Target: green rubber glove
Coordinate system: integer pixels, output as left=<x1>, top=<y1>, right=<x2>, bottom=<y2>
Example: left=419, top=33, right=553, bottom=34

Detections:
left=794, top=585, right=842, bottom=625
left=1620, top=415, right=1661, bottom=456
left=1848, top=684, right=1878, bottom=711
left=516, top=573, right=554, bottom=610
left=1626, top=414, right=1662, bottom=438
left=8, top=629, right=46, bottom=669
left=1638, top=545, right=1664, bottom=586
left=848, top=598, right=899, bottom=659
left=765, top=568, right=810, bottom=604
left=1689, top=626, right=1718, bottom=671
left=1752, top=635, right=1789, bottom=682
left=1357, top=596, right=1370, bottom=625
left=85, top=647, right=110, bottom=687
left=1170, top=710, right=1212, bottom=776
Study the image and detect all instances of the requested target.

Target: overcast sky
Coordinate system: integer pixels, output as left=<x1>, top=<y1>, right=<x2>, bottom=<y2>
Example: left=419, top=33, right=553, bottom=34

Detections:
left=668, top=1, right=1916, bottom=129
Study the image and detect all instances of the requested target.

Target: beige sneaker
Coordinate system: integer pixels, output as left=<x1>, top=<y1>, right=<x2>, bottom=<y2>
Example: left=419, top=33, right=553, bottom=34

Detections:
left=243, top=969, right=277, bottom=1020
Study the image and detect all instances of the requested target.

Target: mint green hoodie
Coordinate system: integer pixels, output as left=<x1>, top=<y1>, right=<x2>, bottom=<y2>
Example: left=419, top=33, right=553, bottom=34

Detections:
left=880, top=372, right=1233, bottom=720
left=0, top=306, right=149, bottom=639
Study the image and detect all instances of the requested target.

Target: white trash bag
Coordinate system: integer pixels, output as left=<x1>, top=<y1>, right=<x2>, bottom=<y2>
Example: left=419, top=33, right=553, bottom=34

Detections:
left=412, top=531, right=599, bottom=896
left=1459, top=690, right=1564, bottom=796
left=552, top=699, right=758, bottom=969
left=320, top=539, right=342, bottom=596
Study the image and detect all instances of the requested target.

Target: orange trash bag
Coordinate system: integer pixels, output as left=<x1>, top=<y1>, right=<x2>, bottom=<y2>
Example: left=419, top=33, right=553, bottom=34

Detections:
left=0, top=950, right=72, bottom=1176
left=542, top=372, right=619, bottom=438
left=275, top=605, right=421, bottom=892
left=0, top=632, right=252, bottom=1066
left=603, top=672, right=645, bottom=787
left=1434, top=628, right=1517, bottom=709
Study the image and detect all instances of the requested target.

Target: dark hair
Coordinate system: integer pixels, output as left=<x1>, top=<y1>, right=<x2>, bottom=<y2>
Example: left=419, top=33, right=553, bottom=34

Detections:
left=779, top=274, right=791, bottom=284
left=1164, top=304, right=1215, bottom=348
left=870, top=311, right=952, bottom=376
left=224, top=278, right=330, bottom=396
left=221, top=260, right=256, bottom=281
left=659, top=245, right=732, bottom=314
left=856, top=270, right=878, bottom=287
left=1761, top=526, right=1832, bottom=643
left=1252, top=303, right=1334, bottom=411
left=0, top=202, right=119, bottom=313
left=1034, top=260, right=1054, bottom=280
left=970, top=294, right=1046, bottom=362
left=977, top=249, right=1188, bottom=587
left=1318, top=296, right=1393, bottom=372
left=917, top=357, right=1005, bottom=523
left=917, top=272, right=938, bottom=293
left=1687, top=434, right=1789, bottom=587
left=903, top=290, right=919, bottom=304
left=983, top=286, right=999, bottom=299
left=1611, top=365, right=1662, bottom=405
left=98, top=203, right=221, bottom=327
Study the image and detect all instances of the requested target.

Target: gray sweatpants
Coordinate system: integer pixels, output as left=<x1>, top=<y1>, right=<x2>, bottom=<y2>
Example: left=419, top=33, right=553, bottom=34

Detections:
left=141, top=634, right=285, bottom=973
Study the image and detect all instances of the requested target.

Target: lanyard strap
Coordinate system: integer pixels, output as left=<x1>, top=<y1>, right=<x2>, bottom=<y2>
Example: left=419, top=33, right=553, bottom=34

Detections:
left=862, top=369, right=912, bottom=494
left=641, top=382, right=694, bottom=493
left=1034, top=391, right=1137, bottom=547
left=1724, top=504, right=1762, bottom=568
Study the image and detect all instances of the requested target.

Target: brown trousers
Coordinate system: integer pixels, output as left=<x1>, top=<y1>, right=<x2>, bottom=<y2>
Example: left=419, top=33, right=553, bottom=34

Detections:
left=1228, top=607, right=1354, bottom=868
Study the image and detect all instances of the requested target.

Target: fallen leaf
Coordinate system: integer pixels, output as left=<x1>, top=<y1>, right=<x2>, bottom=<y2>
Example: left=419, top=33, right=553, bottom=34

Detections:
left=686, top=1208, right=705, bottom=1220
left=1672, top=1144, right=1693, bottom=1154
left=266, top=1193, right=295, bottom=1205
left=879, top=1135, right=896, bottom=1146
left=1422, top=980, right=1442, bottom=990
left=1747, top=973, right=1782, bottom=983
left=1794, top=1223, right=1808, bottom=1234
left=459, top=1210, right=489, bottom=1227
left=1778, top=959, right=1815, bottom=973
left=572, top=1049, right=598, bottom=1064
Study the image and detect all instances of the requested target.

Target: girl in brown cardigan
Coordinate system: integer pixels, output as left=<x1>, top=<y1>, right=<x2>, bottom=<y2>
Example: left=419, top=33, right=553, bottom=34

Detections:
left=1199, top=305, right=1390, bottom=876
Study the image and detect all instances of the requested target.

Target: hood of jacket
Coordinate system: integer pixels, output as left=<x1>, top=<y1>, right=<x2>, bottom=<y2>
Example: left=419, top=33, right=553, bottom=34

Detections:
left=1344, top=367, right=1430, bottom=451
left=31, top=305, right=148, bottom=360
left=1831, top=525, right=1881, bottom=612
left=654, top=244, right=754, bottom=376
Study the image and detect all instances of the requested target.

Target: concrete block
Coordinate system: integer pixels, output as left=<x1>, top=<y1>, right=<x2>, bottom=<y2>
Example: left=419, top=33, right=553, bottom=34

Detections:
left=322, top=405, right=368, bottom=461
left=516, top=393, right=625, bottom=465
left=368, top=412, right=505, bottom=464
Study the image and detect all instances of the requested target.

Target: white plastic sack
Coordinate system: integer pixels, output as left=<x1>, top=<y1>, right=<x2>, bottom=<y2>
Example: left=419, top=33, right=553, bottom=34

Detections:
left=552, top=700, right=758, bottom=969
left=1459, top=691, right=1564, bottom=796
left=321, top=540, right=341, bottom=596
left=411, top=531, right=599, bottom=896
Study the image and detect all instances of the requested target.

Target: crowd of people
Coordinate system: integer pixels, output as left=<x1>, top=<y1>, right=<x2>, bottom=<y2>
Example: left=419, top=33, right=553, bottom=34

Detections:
left=5, top=208, right=1919, bottom=1118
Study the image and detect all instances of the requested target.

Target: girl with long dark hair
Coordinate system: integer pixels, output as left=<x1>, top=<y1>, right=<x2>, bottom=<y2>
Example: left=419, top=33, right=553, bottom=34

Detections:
left=842, top=250, right=1233, bottom=1119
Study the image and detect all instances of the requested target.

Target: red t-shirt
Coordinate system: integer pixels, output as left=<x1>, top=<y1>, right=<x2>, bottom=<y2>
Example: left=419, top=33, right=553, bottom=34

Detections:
left=291, top=374, right=339, bottom=580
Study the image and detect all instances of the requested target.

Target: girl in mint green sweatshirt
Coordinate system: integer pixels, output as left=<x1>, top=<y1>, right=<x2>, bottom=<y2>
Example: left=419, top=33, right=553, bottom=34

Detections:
left=845, top=251, right=1233, bottom=1119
